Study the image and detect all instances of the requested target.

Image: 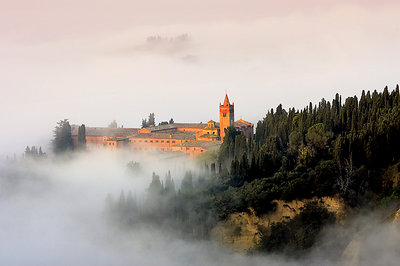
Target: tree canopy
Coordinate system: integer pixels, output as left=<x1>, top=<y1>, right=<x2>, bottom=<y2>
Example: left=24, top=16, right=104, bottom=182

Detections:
left=52, top=119, right=73, bottom=154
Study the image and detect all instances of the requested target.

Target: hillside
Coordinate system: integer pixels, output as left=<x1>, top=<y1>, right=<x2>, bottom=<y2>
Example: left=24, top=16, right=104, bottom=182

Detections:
left=105, top=85, right=400, bottom=257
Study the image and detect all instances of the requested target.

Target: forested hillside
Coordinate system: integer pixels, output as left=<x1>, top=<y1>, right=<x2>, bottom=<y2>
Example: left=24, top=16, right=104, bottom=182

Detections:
left=107, top=85, right=400, bottom=254
left=218, top=85, right=400, bottom=210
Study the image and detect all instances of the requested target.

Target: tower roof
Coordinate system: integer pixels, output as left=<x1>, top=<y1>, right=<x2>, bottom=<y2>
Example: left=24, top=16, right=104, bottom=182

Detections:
left=223, top=93, right=230, bottom=106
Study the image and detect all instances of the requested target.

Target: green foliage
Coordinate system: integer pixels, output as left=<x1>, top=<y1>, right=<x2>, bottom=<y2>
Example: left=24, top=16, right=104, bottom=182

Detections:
left=288, top=131, right=303, bottom=151
left=141, top=113, right=156, bottom=128
left=77, top=124, right=86, bottom=150
left=108, top=120, right=117, bottom=128
left=148, top=113, right=155, bottom=127
left=306, top=123, right=333, bottom=150
left=126, top=161, right=141, bottom=174
left=258, top=201, right=336, bottom=254
left=107, top=85, right=400, bottom=252
left=219, top=126, right=241, bottom=164
left=141, top=119, right=147, bottom=128
left=52, top=119, right=73, bottom=154
left=24, top=146, right=46, bottom=159
left=214, top=187, right=246, bottom=220
left=218, top=85, right=400, bottom=207
left=148, top=172, right=163, bottom=195
left=181, top=171, right=193, bottom=192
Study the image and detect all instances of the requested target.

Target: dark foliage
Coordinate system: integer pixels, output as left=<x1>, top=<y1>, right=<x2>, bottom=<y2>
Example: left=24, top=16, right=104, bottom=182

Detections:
left=258, top=201, right=335, bottom=255
left=52, top=119, right=73, bottom=154
left=217, top=85, right=400, bottom=213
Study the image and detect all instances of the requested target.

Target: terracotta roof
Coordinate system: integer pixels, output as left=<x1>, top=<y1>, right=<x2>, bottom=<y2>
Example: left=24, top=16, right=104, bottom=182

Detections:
left=223, top=94, right=230, bottom=106
left=234, top=119, right=254, bottom=127
left=71, top=126, right=139, bottom=137
left=129, top=132, right=196, bottom=140
left=198, top=134, right=219, bottom=139
left=145, top=123, right=206, bottom=132
left=146, top=124, right=177, bottom=132
left=172, top=140, right=222, bottom=149
left=173, top=123, right=206, bottom=129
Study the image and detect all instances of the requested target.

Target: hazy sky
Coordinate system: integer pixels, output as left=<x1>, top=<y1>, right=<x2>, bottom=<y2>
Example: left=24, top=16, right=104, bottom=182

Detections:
left=1, top=0, right=399, bottom=155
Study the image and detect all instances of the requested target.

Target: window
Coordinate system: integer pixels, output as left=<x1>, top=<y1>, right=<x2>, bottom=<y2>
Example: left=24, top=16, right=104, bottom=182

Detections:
left=145, top=140, right=148, bottom=143
left=201, top=150, right=203, bottom=152
left=167, top=141, right=170, bottom=143
left=223, top=113, right=226, bottom=117
left=139, top=140, right=142, bottom=142
left=161, top=140, right=164, bottom=143
left=194, top=148, right=196, bottom=150
left=150, top=140, right=153, bottom=143
left=172, top=141, right=175, bottom=143
left=156, top=140, right=159, bottom=143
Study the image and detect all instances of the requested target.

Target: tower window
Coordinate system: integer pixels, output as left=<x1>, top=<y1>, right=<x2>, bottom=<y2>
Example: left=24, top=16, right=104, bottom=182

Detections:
left=223, top=113, right=226, bottom=117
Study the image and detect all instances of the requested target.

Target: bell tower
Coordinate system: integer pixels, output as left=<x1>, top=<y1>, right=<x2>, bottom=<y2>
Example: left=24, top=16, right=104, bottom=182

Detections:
left=219, top=93, right=234, bottom=140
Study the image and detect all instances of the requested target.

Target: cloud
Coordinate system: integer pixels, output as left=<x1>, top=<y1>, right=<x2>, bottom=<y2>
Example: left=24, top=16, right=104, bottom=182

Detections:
left=120, top=33, right=194, bottom=59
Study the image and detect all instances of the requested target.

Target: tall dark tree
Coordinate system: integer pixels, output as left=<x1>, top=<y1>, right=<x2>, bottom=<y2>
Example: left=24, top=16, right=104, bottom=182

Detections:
left=108, top=120, right=118, bottom=128
left=181, top=171, right=193, bottom=192
left=148, top=172, right=163, bottom=195
left=141, top=119, right=148, bottom=128
left=148, top=113, right=156, bottom=127
left=52, top=119, right=73, bottom=154
left=25, top=146, right=31, bottom=157
left=77, top=124, right=86, bottom=150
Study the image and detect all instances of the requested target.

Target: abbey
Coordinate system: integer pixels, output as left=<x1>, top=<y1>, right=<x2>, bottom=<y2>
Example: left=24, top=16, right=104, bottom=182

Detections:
left=71, top=94, right=253, bottom=157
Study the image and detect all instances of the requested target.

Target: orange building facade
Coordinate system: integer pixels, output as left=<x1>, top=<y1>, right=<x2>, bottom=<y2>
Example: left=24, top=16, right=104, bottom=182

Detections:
left=219, top=94, right=235, bottom=140
left=71, top=94, right=253, bottom=157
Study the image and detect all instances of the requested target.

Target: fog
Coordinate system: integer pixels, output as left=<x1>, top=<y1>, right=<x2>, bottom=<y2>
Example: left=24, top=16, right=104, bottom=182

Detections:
left=0, top=152, right=285, bottom=265
left=1, top=152, right=400, bottom=265
left=1, top=0, right=400, bottom=155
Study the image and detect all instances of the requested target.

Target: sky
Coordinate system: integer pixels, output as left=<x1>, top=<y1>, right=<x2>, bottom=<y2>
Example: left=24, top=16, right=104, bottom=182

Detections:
left=1, top=0, right=400, bottom=155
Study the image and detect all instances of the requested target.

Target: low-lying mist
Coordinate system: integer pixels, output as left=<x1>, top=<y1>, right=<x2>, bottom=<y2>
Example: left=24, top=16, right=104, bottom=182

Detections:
left=1, top=151, right=400, bottom=265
